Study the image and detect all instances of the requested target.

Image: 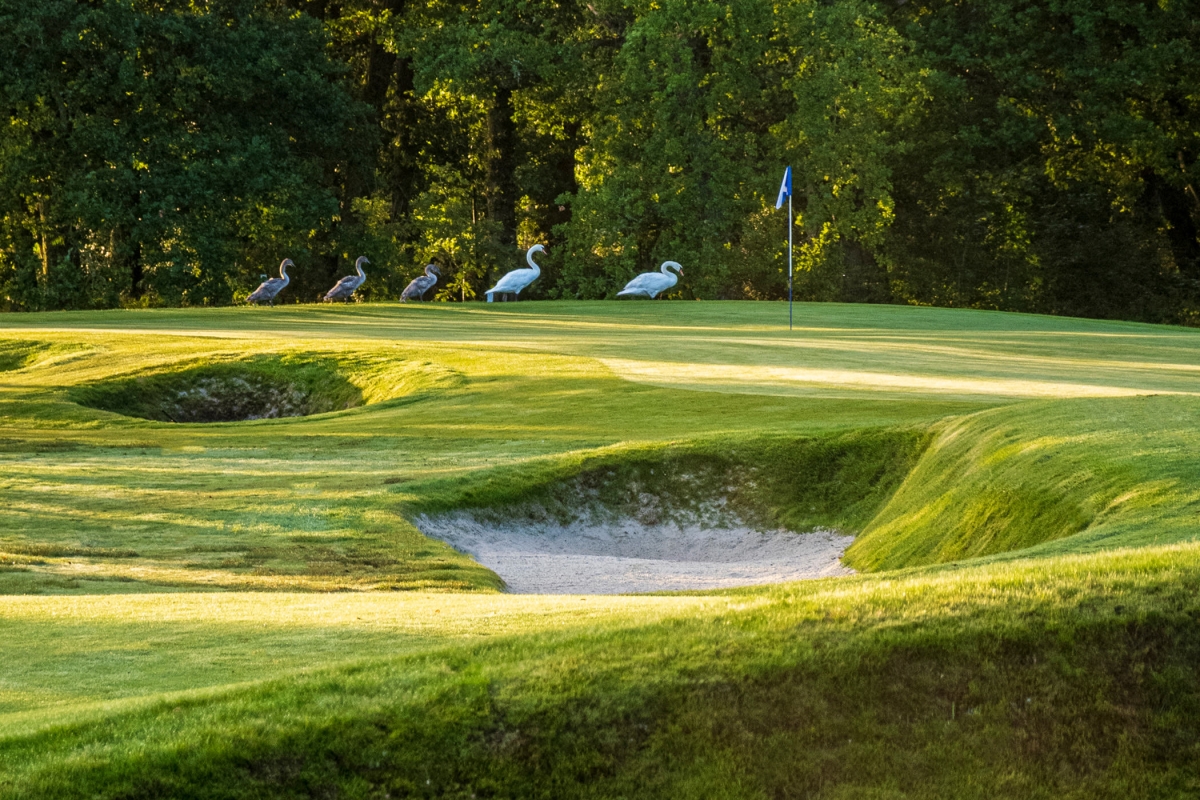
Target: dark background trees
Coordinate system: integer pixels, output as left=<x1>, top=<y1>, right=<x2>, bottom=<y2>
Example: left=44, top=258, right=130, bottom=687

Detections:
left=2, top=0, right=1198, bottom=323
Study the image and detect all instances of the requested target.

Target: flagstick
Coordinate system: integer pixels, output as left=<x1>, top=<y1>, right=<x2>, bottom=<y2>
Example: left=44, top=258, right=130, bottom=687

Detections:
left=788, top=191, right=793, bottom=331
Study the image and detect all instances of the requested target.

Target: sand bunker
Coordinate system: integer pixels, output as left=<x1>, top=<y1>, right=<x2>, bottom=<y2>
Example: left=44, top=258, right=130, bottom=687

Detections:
left=415, top=513, right=854, bottom=594
left=71, top=356, right=363, bottom=423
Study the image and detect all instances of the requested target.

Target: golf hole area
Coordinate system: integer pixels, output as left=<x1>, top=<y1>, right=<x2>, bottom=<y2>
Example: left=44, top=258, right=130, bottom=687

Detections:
left=70, top=355, right=364, bottom=423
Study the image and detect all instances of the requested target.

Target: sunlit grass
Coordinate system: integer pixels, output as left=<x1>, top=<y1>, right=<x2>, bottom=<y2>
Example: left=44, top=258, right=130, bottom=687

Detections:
left=0, top=591, right=715, bottom=733
left=2, top=542, right=1198, bottom=798
left=5, top=302, right=1200, bottom=591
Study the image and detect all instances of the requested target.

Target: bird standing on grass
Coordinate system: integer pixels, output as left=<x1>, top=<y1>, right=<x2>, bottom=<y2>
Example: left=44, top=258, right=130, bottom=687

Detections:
left=247, top=259, right=293, bottom=306
left=401, top=264, right=440, bottom=302
left=486, top=244, right=544, bottom=302
left=324, top=256, right=369, bottom=302
left=617, top=261, right=683, bottom=299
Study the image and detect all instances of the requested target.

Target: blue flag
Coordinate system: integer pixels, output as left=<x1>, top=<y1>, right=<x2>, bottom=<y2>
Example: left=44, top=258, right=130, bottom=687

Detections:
left=775, top=166, right=792, bottom=209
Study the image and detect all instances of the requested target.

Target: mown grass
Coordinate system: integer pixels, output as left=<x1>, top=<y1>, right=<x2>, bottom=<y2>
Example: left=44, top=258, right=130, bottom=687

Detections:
left=2, top=301, right=1200, bottom=796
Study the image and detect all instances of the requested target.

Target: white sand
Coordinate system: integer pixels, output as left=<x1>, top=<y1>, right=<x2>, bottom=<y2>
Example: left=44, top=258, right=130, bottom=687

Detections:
left=415, top=513, right=855, bottom=594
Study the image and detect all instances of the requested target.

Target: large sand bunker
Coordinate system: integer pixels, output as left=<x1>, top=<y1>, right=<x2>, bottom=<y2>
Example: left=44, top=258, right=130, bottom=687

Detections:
left=415, top=513, right=854, bottom=594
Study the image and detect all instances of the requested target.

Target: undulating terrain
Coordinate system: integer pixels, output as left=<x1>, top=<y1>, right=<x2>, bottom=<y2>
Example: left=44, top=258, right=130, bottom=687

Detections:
left=1, top=301, right=1199, bottom=798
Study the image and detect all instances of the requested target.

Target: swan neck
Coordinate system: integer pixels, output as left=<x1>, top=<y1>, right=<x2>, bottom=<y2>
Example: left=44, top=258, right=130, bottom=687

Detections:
left=526, top=248, right=542, bottom=275
left=660, top=262, right=680, bottom=285
left=280, top=262, right=290, bottom=281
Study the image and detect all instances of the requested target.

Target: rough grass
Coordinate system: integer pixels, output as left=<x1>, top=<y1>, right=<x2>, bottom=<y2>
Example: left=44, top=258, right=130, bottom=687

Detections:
left=0, top=341, right=44, bottom=372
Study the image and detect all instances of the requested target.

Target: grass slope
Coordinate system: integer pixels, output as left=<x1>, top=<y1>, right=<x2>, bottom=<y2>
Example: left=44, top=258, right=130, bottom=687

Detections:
left=2, top=301, right=1200, bottom=796
left=847, top=394, right=1200, bottom=569
left=1, top=545, right=1198, bottom=798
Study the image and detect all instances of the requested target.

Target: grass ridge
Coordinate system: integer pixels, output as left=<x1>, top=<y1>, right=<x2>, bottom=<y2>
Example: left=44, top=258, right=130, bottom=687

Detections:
left=2, top=544, right=1198, bottom=799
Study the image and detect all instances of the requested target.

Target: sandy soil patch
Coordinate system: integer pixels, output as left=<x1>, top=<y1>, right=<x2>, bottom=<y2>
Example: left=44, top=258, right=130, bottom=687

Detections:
left=415, top=513, right=854, bottom=594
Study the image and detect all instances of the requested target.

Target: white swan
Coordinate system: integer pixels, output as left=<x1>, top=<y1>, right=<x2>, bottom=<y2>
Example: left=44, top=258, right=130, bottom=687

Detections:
left=617, top=261, right=683, bottom=299
left=486, top=244, right=544, bottom=302
left=247, top=259, right=293, bottom=305
left=323, top=256, right=369, bottom=302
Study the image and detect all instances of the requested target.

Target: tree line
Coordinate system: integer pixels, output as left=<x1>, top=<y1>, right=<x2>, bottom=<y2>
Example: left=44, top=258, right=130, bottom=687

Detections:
left=2, top=0, right=1198, bottom=323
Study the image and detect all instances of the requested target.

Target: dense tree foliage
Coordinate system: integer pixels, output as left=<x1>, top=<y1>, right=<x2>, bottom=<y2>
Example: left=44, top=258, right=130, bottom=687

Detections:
left=1, top=0, right=1197, bottom=322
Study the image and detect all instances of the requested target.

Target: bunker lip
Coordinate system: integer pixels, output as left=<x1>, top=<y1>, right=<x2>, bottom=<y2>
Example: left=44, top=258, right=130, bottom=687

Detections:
left=69, top=355, right=363, bottom=423
left=415, top=512, right=854, bottom=594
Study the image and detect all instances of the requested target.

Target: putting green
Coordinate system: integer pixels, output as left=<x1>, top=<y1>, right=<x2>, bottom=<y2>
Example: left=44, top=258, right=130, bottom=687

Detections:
left=2, top=301, right=1199, bottom=798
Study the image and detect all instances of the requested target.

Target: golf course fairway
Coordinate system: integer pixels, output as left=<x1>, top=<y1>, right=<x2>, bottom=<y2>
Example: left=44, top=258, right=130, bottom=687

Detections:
left=1, top=301, right=1198, bottom=798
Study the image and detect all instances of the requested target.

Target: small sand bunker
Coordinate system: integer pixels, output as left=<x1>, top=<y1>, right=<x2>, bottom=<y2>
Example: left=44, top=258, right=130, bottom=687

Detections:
left=70, top=355, right=363, bottom=423
left=416, top=513, right=854, bottom=594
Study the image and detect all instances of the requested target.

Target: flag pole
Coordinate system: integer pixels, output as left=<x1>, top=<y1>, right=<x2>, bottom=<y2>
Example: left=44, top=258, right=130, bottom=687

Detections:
left=776, top=165, right=793, bottom=330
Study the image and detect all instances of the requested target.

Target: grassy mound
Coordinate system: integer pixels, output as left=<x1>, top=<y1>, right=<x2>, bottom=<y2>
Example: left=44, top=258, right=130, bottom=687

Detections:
left=2, top=545, right=1197, bottom=799
left=69, top=355, right=365, bottom=423
left=847, top=395, right=1200, bottom=570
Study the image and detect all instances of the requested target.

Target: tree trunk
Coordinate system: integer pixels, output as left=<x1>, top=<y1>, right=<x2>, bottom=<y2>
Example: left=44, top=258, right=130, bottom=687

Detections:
left=546, top=120, right=580, bottom=242
left=841, top=239, right=891, bottom=304
left=1147, top=171, right=1200, bottom=280
left=36, top=196, right=50, bottom=281
left=387, top=53, right=419, bottom=221
left=486, top=86, right=519, bottom=251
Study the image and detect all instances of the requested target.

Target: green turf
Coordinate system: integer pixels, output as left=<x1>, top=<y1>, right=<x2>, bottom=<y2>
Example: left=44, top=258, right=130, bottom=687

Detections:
left=848, top=395, right=1200, bottom=569
left=2, top=546, right=1198, bottom=798
left=1, top=301, right=1199, bottom=797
